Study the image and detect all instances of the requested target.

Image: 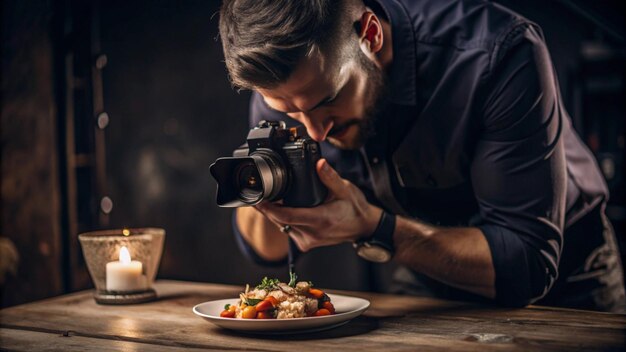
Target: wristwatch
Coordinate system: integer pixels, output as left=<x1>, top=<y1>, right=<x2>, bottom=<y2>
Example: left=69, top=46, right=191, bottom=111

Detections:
left=353, top=210, right=396, bottom=263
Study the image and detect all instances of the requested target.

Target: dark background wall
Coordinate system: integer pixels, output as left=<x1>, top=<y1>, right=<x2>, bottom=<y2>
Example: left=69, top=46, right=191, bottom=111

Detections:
left=100, top=0, right=257, bottom=284
left=1, top=0, right=63, bottom=306
left=1, top=0, right=624, bottom=307
left=98, top=0, right=370, bottom=292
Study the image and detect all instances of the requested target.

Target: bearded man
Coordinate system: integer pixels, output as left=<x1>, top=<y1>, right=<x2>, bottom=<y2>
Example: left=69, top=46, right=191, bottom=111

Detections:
left=218, top=0, right=625, bottom=311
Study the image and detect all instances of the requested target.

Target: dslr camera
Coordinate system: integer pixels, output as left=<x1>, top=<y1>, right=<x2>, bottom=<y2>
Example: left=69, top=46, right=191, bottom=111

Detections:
left=210, top=120, right=327, bottom=207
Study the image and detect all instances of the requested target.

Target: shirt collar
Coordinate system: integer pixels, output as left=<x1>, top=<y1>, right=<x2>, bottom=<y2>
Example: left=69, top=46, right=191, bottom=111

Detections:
left=373, top=0, right=417, bottom=106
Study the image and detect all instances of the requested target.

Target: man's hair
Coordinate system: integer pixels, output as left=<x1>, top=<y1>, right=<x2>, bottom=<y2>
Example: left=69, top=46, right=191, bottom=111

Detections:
left=219, top=0, right=361, bottom=89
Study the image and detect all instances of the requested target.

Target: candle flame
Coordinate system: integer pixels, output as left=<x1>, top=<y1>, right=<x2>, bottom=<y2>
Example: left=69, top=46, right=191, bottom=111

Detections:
left=122, top=228, right=130, bottom=236
left=119, top=246, right=131, bottom=264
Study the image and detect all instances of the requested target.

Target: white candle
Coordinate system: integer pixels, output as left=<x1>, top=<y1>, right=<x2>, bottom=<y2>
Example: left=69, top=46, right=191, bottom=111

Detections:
left=106, top=246, right=146, bottom=292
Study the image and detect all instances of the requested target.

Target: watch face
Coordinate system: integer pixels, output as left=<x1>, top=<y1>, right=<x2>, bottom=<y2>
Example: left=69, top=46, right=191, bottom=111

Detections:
left=357, top=245, right=392, bottom=263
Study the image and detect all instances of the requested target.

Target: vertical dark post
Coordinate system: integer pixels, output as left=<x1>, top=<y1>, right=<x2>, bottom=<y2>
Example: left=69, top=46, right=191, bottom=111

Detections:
left=52, top=0, right=72, bottom=294
left=54, top=0, right=109, bottom=292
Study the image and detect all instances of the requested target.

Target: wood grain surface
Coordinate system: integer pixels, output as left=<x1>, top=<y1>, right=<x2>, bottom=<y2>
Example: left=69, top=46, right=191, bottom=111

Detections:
left=1, top=280, right=624, bottom=351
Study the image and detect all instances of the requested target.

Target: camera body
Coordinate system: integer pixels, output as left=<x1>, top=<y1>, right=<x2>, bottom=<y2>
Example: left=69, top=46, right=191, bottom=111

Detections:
left=210, top=120, right=327, bottom=207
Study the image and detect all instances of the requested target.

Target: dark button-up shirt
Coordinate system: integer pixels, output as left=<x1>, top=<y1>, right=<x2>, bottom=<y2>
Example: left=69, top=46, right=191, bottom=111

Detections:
left=233, top=0, right=624, bottom=310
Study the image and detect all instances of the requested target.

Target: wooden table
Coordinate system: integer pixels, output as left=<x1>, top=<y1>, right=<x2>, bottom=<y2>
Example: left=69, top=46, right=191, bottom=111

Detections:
left=1, top=280, right=624, bottom=351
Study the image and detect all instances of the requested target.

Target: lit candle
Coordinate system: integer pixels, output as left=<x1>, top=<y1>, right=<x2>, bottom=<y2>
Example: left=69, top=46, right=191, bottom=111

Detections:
left=106, top=246, right=146, bottom=292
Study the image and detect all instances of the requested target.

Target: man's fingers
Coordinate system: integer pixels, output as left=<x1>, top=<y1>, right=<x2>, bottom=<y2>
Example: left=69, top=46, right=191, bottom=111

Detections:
left=316, top=159, right=350, bottom=198
left=287, top=226, right=321, bottom=252
left=256, top=202, right=319, bottom=226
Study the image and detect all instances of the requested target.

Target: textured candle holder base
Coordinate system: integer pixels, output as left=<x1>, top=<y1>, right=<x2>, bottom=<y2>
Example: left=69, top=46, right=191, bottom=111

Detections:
left=94, top=288, right=157, bottom=305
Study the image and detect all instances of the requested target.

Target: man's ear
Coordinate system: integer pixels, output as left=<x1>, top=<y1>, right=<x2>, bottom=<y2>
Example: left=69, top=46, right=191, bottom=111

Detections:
left=358, top=11, right=384, bottom=56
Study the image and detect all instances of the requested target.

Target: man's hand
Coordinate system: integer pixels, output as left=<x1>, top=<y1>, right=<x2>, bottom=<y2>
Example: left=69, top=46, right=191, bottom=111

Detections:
left=256, top=158, right=382, bottom=252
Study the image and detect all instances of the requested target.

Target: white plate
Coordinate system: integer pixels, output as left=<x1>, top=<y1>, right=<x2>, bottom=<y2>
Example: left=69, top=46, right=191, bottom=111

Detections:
left=193, top=293, right=370, bottom=334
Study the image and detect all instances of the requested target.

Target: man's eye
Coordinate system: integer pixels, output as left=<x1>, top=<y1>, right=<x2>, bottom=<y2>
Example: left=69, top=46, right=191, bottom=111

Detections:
left=326, top=93, right=340, bottom=105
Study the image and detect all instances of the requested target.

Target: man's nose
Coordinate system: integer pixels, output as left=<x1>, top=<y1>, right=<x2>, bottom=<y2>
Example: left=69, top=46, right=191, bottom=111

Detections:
left=299, top=112, right=332, bottom=142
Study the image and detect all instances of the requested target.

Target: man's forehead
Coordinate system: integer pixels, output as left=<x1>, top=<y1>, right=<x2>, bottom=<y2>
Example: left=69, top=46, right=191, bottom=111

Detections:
left=257, top=49, right=341, bottom=112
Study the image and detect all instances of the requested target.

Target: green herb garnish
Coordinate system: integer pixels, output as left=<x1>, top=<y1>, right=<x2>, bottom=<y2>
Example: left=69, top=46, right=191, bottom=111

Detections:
left=224, top=304, right=231, bottom=310
left=255, top=277, right=281, bottom=291
left=288, top=270, right=298, bottom=288
left=245, top=298, right=263, bottom=306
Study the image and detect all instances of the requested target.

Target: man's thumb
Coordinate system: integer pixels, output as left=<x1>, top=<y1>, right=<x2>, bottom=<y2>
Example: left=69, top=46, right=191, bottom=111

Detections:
left=316, top=158, right=347, bottom=196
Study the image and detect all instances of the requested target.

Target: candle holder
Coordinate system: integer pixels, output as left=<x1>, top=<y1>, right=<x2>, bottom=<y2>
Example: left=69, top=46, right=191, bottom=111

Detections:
left=78, top=228, right=165, bottom=305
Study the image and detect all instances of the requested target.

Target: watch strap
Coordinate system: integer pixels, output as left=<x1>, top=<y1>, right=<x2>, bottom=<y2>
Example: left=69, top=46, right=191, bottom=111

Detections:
left=355, top=210, right=396, bottom=255
left=372, top=210, right=396, bottom=252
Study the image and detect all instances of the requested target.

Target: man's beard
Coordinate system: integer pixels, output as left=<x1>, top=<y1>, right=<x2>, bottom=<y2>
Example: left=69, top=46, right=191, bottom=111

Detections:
left=327, top=51, right=390, bottom=150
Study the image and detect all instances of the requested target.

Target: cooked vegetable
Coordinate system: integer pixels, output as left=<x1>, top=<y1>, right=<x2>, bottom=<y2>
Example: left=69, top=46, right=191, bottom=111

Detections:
left=255, top=299, right=275, bottom=312
left=219, top=305, right=236, bottom=318
left=265, top=296, right=279, bottom=306
left=257, top=311, right=274, bottom=319
left=308, top=288, right=325, bottom=299
left=221, top=277, right=336, bottom=319
left=241, top=305, right=257, bottom=319
left=322, top=301, right=335, bottom=314
left=314, top=308, right=331, bottom=316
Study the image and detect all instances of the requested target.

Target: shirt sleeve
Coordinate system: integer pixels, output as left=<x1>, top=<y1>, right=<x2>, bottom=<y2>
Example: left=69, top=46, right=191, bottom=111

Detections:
left=473, top=24, right=567, bottom=307
left=231, top=211, right=296, bottom=267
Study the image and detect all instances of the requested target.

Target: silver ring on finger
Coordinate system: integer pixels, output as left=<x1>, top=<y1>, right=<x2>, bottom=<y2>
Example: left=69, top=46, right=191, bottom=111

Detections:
left=280, top=225, right=292, bottom=234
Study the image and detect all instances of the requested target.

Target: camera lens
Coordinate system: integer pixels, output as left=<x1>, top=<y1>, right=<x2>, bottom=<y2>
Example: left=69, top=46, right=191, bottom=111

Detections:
left=248, top=151, right=288, bottom=204
left=234, top=161, right=264, bottom=203
left=210, top=149, right=289, bottom=207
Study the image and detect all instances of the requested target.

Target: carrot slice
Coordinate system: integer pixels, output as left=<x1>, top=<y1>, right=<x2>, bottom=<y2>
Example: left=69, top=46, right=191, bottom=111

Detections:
left=220, top=309, right=235, bottom=318
left=314, top=308, right=331, bottom=316
left=255, top=299, right=274, bottom=312
left=265, top=296, right=279, bottom=307
left=309, top=288, right=324, bottom=299
left=257, top=311, right=275, bottom=319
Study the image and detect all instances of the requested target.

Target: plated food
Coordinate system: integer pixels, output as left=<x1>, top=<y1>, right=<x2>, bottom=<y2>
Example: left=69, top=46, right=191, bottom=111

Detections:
left=219, top=277, right=335, bottom=319
left=193, top=290, right=370, bottom=333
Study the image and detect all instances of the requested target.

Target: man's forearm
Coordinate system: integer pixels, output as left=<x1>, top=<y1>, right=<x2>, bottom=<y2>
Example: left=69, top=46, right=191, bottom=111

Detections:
left=236, top=207, right=288, bottom=261
left=394, top=216, right=496, bottom=299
